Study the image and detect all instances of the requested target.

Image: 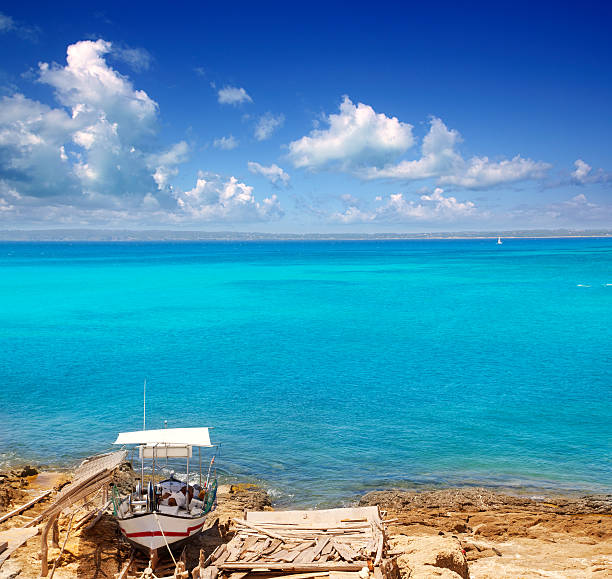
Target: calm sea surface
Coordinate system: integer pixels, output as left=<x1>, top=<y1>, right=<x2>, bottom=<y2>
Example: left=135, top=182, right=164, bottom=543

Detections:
left=0, top=239, right=610, bottom=505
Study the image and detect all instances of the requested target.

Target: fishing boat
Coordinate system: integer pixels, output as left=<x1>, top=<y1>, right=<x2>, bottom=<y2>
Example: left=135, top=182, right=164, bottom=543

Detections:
left=111, top=427, right=218, bottom=560
left=497, top=236, right=503, bottom=245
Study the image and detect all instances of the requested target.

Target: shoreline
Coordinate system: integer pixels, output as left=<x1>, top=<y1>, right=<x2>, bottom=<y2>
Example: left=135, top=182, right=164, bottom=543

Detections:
left=3, top=458, right=610, bottom=509
left=3, top=456, right=611, bottom=507
left=2, top=463, right=610, bottom=513
left=0, top=465, right=610, bottom=578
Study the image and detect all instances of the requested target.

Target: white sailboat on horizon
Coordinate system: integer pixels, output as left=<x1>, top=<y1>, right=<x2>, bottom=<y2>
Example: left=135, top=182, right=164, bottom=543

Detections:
left=497, top=236, right=503, bottom=245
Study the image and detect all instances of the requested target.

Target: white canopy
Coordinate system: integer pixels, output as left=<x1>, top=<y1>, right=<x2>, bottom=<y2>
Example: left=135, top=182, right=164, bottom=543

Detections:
left=113, top=427, right=213, bottom=447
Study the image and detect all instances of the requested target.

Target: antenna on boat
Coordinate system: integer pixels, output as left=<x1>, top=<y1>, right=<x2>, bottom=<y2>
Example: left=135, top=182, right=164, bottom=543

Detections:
left=143, top=378, right=147, bottom=431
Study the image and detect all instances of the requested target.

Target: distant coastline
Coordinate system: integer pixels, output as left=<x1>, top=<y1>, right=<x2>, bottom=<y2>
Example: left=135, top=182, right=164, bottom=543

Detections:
left=0, top=229, right=611, bottom=242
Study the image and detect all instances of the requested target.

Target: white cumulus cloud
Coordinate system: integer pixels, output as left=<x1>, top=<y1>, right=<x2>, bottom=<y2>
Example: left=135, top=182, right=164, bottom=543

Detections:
left=571, top=159, right=611, bottom=184
left=364, top=117, right=550, bottom=188
left=290, top=101, right=550, bottom=189
left=363, top=117, right=463, bottom=180
left=149, top=141, right=189, bottom=190
left=38, top=39, right=158, bottom=142
left=175, top=173, right=283, bottom=222
left=0, top=39, right=281, bottom=225
left=288, top=96, right=414, bottom=170
left=112, top=45, right=153, bottom=72
left=248, top=161, right=290, bottom=187
left=0, top=11, right=37, bottom=39
left=255, top=112, right=284, bottom=140
left=213, top=135, right=239, bottom=150
left=332, top=187, right=476, bottom=223
left=0, top=12, right=14, bottom=32
left=440, top=155, right=550, bottom=188
left=511, top=193, right=612, bottom=226
left=217, top=86, right=252, bottom=106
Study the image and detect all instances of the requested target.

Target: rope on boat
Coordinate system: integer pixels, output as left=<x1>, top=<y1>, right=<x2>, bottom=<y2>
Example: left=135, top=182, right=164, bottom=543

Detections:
left=153, top=511, right=178, bottom=568
left=48, top=511, right=76, bottom=579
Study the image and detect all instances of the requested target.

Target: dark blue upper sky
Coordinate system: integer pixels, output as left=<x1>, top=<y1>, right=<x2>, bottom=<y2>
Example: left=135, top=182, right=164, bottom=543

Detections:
left=0, top=0, right=610, bottom=231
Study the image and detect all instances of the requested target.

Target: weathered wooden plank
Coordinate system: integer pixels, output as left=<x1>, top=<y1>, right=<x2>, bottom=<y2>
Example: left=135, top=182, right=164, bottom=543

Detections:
left=294, top=546, right=317, bottom=564
left=261, top=538, right=282, bottom=555
left=267, top=547, right=289, bottom=561
left=374, top=533, right=383, bottom=566
left=245, top=507, right=381, bottom=528
left=115, top=550, right=135, bottom=579
left=256, top=524, right=371, bottom=531
left=330, top=540, right=359, bottom=562
left=254, top=538, right=271, bottom=555
left=212, top=544, right=230, bottom=565
left=240, top=535, right=261, bottom=555
left=310, top=537, right=330, bottom=562
left=217, top=563, right=366, bottom=572
left=0, top=490, right=53, bottom=524
left=364, top=538, right=377, bottom=556
left=227, top=545, right=243, bottom=562
left=329, top=572, right=362, bottom=579
left=297, top=540, right=316, bottom=552
left=246, top=547, right=269, bottom=563
left=274, top=547, right=302, bottom=563
left=273, top=572, right=330, bottom=579
left=198, top=565, right=219, bottom=579
left=233, top=518, right=286, bottom=541
left=0, top=527, right=38, bottom=568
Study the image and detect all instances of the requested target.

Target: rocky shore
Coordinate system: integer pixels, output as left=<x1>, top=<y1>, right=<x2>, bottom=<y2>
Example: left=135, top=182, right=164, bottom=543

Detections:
left=0, top=466, right=610, bottom=578
left=359, top=488, right=612, bottom=578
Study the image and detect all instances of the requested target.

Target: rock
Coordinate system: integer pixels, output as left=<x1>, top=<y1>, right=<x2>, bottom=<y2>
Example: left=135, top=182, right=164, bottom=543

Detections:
left=451, top=521, right=470, bottom=533
left=16, top=466, right=37, bottom=478
left=224, top=484, right=271, bottom=511
left=465, top=547, right=500, bottom=561
left=358, top=488, right=612, bottom=515
left=215, top=484, right=272, bottom=536
left=0, top=484, right=26, bottom=512
left=474, top=522, right=508, bottom=538
left=391, top=535, right=469, bottom=579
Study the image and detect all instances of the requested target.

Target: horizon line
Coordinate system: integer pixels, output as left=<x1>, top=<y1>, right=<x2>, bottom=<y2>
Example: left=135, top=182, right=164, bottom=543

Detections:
left=0, top=228, right=611, bottom=242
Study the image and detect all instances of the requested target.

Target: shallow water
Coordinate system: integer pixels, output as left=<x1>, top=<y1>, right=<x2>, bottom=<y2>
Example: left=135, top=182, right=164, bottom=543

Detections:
left=0, top=239, right=610, bottom=505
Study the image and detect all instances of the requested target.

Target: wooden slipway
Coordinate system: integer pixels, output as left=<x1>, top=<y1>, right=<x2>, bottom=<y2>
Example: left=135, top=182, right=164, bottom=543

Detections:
left=192, top=506, right=399, bottom=579
left=0, top=527, right=39, bottom=568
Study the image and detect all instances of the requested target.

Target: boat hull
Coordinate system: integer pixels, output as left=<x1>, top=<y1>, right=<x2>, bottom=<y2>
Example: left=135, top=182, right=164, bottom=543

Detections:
left=117, top=511, right=208, bottom=552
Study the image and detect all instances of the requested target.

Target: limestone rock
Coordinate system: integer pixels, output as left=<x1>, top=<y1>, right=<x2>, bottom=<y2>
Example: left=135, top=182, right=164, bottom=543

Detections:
left=15, top=466, right=37, bottom=478
left=391, top=535, right=469, bottom=579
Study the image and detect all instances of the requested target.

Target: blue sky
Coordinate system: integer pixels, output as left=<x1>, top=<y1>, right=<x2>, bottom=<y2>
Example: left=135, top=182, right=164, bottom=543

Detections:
left=0, top=1, right=610, bottom=232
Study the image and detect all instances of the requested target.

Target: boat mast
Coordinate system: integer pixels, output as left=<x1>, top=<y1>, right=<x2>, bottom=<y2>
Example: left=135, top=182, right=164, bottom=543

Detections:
left=143, top=378, right=147, bottom=431
left=141, top=378, right=147, bottom=488
left=186, top=450, right=190, bottom=509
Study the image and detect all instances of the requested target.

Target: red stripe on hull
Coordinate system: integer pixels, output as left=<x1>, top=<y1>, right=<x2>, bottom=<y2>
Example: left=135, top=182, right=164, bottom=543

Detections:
left=121, top=521, right=205, bottom=538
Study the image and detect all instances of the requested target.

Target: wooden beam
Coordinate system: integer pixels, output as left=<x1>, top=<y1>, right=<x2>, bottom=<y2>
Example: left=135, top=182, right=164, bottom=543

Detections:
left=232, top=518, right=287, bottom=541
left=0, top=528, right=38, bottom=567
left=373, top=534, right=383, bottom=567
left=217, top=563, right=365, bottom=572
left=272, top=572, right=330, bottom=579
left=74, top=499, right=112, bottom=531
left=115, top=550, right=135, bottom=579
left=0, top=490, right=52, bottom=524
left=330, top=540, right=357, bottom=562
left=39, top=512, right=59, bottom=577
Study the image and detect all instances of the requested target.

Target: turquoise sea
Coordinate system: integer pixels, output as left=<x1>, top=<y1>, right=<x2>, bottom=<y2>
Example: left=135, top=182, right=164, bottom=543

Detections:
left=0, top=239, right=610, bottom=506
